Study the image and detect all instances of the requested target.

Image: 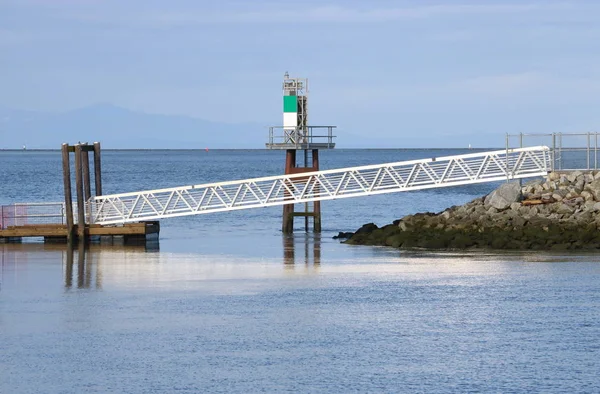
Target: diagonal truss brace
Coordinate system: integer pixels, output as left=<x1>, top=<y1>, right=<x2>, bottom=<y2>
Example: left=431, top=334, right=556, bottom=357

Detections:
left=89, top=146, right=551, bottom=225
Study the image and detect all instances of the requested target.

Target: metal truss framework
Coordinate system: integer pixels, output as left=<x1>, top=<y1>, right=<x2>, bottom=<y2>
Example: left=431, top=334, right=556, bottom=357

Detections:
left=90, top=146, right=551, bottom=225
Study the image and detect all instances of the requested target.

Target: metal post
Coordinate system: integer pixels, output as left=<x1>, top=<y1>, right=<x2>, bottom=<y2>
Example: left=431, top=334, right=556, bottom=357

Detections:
left=587, top=132, right=591, bottom=170
left=93, top=142, right=103, bottom=196
left=594, top=132, right=598, bottom=170
left=74, top=144, right=86, bottom=241
left=61, top=143, right=74, bottom=242
left=552, top=133, right=556, bottom=172
left=505, top=133, right=509, bottom=181
left=559, top=133, right=563, bottom=170
left=518, top=133, right=524, bottom=186
left=519, top=132, right=523, bottom=148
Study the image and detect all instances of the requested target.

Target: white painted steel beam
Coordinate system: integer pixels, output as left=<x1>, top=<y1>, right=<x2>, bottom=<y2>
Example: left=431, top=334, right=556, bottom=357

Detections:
left=89, top=146, right=551, bottom=225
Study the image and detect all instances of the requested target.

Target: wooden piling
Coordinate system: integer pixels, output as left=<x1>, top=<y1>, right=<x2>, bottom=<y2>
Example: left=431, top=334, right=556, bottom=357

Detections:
left=82, top=148, right=92, bottom=225
left=282, top=149, right=321, bottom=233
left=312, top=149, right=321, bottom=233
left=82, top=149, right=92, bottom=202
left=74, top=144, right=86, bottom=241
left=282, top=150, right=296, bottom=233
left=61, top=144, right=75, bottom=242
left=93, top=142, right=102, bottom=196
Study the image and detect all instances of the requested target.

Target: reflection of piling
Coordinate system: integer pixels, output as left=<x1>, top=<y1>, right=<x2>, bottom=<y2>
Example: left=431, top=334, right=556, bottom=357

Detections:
left=65, top=245, right=73, bottom=288
left=77, top=243, right=86, bottom=288
left=63, top=244, right=94, bottom=290
left=282, top=234, right=321, bottom=266
left=1, top=242, right=157, bottom=290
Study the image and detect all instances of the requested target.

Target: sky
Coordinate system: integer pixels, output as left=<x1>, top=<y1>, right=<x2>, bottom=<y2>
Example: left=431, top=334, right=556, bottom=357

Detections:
left=1, top=0, right=600, bottom=147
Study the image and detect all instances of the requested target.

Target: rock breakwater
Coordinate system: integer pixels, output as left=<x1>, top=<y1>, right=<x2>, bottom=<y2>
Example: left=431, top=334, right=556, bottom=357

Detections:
left=343, top=171, right=600, bottom=250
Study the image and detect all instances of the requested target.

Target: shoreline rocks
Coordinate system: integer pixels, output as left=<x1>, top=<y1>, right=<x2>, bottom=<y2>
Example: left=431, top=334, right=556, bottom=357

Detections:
left=342, top=171, right=600, bottom=251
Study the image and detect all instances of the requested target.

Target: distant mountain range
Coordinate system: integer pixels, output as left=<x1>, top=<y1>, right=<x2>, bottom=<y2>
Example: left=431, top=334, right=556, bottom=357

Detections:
left=0, top=104, right=267, bottom=149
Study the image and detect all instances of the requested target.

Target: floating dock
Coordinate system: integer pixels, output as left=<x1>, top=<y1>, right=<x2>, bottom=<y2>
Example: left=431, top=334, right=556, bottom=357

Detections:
left=0, top=222, right=159, bottom=244
left=0, top=142, right=160, bottom=244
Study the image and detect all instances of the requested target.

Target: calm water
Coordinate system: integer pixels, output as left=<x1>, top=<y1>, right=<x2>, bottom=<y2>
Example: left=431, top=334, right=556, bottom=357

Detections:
left=1, top=149, right=600, bottom=393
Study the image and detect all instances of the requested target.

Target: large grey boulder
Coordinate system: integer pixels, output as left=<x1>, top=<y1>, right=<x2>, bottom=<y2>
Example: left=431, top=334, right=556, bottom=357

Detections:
left=584, top=179, right=600, bottom=200
left=484, top=182, right=522, bottom=210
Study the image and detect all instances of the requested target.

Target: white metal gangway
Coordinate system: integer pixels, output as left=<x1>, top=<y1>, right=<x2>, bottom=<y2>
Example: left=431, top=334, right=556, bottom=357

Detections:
left=89, top=146, right=551, bottom=225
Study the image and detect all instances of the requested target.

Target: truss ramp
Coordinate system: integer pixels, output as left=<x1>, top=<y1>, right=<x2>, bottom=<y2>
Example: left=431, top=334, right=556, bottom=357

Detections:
left=90, top=146, right=551, bottom=225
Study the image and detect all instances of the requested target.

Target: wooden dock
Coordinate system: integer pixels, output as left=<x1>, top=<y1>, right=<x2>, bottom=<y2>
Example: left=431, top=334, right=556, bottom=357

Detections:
left=1, top=142, right=161, bottom=245
left=0, top=221, right=159, bottom=244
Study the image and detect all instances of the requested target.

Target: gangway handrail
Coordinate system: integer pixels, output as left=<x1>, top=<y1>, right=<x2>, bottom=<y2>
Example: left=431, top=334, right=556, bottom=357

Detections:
left=89, top=146, right=551, bottom=225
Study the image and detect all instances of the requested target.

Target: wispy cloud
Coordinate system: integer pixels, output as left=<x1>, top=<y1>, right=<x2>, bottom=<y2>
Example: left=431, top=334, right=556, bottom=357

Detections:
left=459, top=72, right=547, bottom=96
left=39, top=2, right=576, bottom=28
left=0, top=28, right=65, bottom=46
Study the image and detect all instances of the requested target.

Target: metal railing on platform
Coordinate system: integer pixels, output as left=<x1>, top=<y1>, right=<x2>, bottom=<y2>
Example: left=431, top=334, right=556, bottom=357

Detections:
left=267, top=126, right=336, bottom=149
left=0, top=202, right=66, bottom=229
left=0, top=202, right=88, bottom=229
left=507, top=132, right=600, bottom=171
